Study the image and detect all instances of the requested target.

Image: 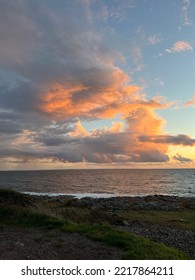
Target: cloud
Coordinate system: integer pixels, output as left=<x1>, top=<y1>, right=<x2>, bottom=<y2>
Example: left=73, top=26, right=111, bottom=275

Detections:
left=38, top=78, right=143, bottom=120
left=165, top=41, right=193, bottom=53
left=97, top=0, right=136, bottom=22
left=182, top=0, right=192, bottom=26
left=139, top=134, right=195, bottom=146
left=69, top=121, right=90, bottom=137
left=147, top=34, right=162, bottom=45
left=130, top=45, right=144, bottom=73
left=0, top=101, right=172, bottom=165
left=31, top=102, right=171, bottom=164
left=0, top=0, right=193, bottom=168
left=153, top=78, right=164, bottom=87
left=184, top=94, right=195, bottom=107
left=173, top=153, right=193, bottom=163
left=33, top=130, right=170, bottom=164
left=108, top=122, right=123, bottom=133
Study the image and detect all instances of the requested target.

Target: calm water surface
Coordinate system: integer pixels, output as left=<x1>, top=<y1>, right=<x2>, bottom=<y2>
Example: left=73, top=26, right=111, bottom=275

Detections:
left=0, top=169, right=194, bottom=197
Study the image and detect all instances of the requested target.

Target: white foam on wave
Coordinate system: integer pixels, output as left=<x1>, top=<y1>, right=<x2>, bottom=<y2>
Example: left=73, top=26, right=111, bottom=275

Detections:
left=23, top=191, right=119, bottom=199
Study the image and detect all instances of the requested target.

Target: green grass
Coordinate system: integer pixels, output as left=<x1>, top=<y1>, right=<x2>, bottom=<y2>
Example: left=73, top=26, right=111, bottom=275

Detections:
left=61, top=222, right=189, bottom=260
left=120, top=209, right=195, bottom=231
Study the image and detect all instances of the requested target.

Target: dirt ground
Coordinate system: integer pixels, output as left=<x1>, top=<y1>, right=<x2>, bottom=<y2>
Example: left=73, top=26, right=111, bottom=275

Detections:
left=0, top=225, right=123, bottom=260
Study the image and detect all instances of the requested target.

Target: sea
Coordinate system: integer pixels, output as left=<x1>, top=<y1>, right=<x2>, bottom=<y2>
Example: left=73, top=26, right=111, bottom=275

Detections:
left=0, top=169, right=195, bottom=198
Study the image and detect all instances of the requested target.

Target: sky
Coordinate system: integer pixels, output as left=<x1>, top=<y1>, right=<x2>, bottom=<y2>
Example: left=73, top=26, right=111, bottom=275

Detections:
left=0, top=0, right=195, bottom=170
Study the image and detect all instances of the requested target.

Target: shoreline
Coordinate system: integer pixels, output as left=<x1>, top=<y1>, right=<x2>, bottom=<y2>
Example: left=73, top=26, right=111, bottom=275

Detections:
left=1, top=188, right=195, bottom=212
left=21, top=192, right=195, bottom=213
left=23, top=191, right=195, bottom=200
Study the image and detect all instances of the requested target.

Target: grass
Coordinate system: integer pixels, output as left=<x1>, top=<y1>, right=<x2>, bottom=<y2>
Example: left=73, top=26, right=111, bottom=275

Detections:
left=0, top=204, right=64, bottom=229
left=0, top=188, right=33, bottom=206
left=0, top=189, right=193, bottom=260
left=61, top=222, right=189, bottom=260
left=120, top=209, right=195, bottom=231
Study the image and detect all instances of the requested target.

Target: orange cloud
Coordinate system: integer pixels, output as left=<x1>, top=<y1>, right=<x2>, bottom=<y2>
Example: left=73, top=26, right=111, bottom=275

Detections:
left=108, top=121, right=123, bottom=133
left=40, top=83, right=89, bottom=118
left=69, top=120, right=90, bottom=137
left=28, top=50, right=179, bottom=166
left=184, top=94, right=195, bottom=107
left=39, top=67, right=143, bottom=119
left=36, top=64, right=174, bottom=164
left=165, top=41, right=193, bottom=53
left=62, top=103, right=170, bottom=163
left=124, top=107, right=169, bottom=159
left=39, top=81, right=170, bottom=121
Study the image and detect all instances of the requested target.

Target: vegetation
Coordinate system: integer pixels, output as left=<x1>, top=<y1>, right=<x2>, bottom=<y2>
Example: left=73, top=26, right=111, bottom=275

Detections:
left=0, top=189, right=193, bottom=260
left=61, top=223, right=188, bottom=260
left=120, top=209, right=195, bottom=231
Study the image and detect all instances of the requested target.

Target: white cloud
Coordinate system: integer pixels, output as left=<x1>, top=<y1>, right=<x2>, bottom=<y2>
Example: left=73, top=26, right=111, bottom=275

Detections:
left=148, top=34, right=162, bottom=45
left=182, top=0, right=192, bottom=26
left=154, top=78, right=164, bottom=87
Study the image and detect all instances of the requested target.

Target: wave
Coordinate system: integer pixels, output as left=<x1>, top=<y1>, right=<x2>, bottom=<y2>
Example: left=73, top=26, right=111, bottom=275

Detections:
left=23, top=191, right=117, bottom=199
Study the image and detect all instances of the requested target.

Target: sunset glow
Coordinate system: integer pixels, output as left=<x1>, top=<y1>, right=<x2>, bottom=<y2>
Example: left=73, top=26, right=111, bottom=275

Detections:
left=0, top=0, right=195, bottom=170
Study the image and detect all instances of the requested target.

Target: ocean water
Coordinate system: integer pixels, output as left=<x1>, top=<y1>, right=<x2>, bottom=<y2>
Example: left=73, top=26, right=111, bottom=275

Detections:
left=0, top=169, right=195, bottom=198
